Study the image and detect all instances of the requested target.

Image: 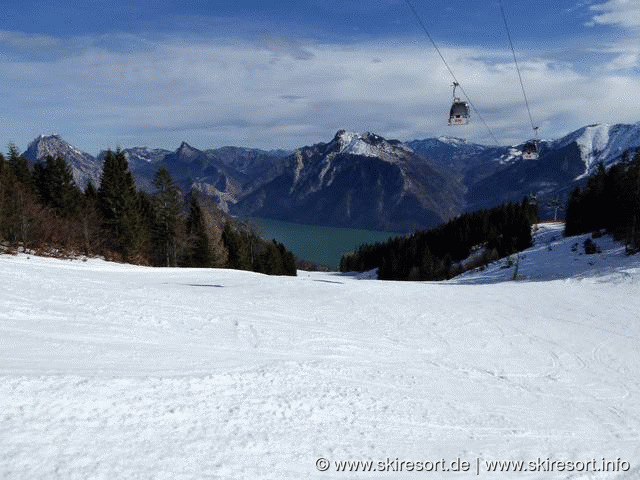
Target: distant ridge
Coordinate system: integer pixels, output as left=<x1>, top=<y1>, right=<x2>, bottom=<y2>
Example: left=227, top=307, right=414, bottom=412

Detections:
left=20, top=121, right=640, bottom=228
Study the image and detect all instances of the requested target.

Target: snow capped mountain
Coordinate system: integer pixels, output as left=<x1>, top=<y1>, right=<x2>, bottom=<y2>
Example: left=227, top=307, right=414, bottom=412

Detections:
left=332, top=130, right=413, bottom=162
left=413, top=122, right=640, bottom=183
left=19, top=121, right=640, bottom=227
left=298, top=130, right=430, bottom=190
left=549, top=122, right=640, bottom=178
left=409, top=122, right=640, bottom=219
left=22, top=134, right=100, bottom=188
left=26, top=134, right=84, bottom=159
left=232, top=130, right=463, bottom=231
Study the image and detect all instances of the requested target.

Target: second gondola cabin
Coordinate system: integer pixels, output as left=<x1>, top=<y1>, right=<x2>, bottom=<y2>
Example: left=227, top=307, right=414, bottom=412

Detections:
left=522, top=140, right=539, bottom=160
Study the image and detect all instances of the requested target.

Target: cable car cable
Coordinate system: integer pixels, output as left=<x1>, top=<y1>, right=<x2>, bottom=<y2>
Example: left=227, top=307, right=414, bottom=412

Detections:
left=499, top=0, right=536, bottom=136
left=403, top=0, right=500, bottom=145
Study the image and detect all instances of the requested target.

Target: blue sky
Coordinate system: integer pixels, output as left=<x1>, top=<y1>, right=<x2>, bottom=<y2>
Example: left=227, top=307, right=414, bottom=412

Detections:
left=2, top=0, right=640, bottom=153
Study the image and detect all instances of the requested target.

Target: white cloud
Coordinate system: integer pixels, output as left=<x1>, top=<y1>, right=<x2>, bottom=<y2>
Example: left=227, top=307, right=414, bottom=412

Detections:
left=589, top=0, right=640, bottom=28
left=1, top=31, right=640, bottom=153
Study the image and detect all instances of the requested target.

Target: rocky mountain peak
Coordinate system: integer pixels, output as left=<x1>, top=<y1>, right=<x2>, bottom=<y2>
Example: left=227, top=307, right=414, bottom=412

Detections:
left=26, top=134, right=78, bottom=159
left=23, top=134, right=99, bottom=188
left=176, top=142, right=200, bottom=158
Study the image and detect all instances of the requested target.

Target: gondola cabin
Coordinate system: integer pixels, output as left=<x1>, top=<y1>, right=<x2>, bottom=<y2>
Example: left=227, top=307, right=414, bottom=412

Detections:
left=448, top=101, right=470, bottom=125
left=448, top=82, right=470, bottom=125
left=522, top=140, right=539, bottom=160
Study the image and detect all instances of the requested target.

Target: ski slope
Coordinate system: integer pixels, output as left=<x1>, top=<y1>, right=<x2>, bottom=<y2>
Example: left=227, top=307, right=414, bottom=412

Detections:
left=1, top=224, right=640, bottom=479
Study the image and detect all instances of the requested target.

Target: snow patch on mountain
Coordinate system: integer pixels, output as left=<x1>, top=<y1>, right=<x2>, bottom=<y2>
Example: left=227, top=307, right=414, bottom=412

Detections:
left=293, top=150, right=305, bottom=185
left=124, top=147, right=171, bottom=164
left=436, top=135, right=469, bottom=146
left=575, top=124, right=611, bottom=179
left=336, top=131, right=378, bottom=158
left=498, top=147, right=522, bottom=165
left=333, top=130, right=412, bottom=163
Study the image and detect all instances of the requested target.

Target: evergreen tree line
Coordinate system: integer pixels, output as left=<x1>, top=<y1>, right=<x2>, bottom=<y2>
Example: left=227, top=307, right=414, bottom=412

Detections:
left=0, top=145, right=296, bottom=275
left=565, top=151, right=640, bottom=252
left=221, top=222, right=296, bottom=276
left=340, top=200, right=537, bottom=281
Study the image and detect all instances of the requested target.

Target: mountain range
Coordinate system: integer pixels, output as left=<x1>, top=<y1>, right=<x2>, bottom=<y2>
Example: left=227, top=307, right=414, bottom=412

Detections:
left=22, top=122, right=640, bottom=232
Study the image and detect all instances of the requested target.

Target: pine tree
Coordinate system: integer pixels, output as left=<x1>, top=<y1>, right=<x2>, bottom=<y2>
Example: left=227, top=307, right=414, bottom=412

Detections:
left=563, top=150, right=640, bottom=252
left=0, top=145, right=41, bottom=248
left=135, top=190, right=156, bottom=262
left=7, top=143, right=32, bottom=190
left=186, top=192, right=213, bottom=267
left=97, top=149, right=140, bottom=259
left=627, top=153, right=640, bottom=250
left=33, top=155, right=82, bottom=217
left=78, top=180, right=101, bottom=255
left=84, top=180, right=98, bottom=199
left=0, top=153, right=6, bottom=241
left=279, top=241, right=296, bottom=275
left=221, top=221, right=242, bottom=269
left=152, top=167, right=183, bottom=267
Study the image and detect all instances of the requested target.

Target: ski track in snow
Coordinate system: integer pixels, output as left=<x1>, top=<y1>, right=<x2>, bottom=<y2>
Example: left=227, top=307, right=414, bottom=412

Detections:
left=2, top=223, right=640, bottom=479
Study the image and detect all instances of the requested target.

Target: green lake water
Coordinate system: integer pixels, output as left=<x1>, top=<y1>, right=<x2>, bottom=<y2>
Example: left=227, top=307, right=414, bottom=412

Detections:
left=244, top=217, right=403, bottom=269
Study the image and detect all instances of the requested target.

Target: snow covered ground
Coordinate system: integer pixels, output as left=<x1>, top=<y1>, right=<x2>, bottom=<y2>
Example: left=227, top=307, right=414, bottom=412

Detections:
left=2, top=223, right=640, bottom=479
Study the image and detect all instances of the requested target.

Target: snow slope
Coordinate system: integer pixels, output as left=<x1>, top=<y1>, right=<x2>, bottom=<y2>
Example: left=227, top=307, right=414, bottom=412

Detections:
left=2, top=226, right=640, bottom=479
left=455, top=222, right=636, bottom=283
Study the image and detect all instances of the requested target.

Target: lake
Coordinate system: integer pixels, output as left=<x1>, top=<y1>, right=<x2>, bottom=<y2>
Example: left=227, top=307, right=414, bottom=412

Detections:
left=242, top=217, right=403, bottom=269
